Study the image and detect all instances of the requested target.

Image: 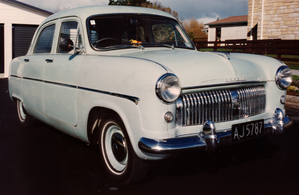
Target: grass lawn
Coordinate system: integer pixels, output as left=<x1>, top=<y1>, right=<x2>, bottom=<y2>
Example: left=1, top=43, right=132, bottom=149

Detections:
left=293, top=75, right=299, bottom=80
left=284, top=61, right=299, bottom=70
left=266, top=55, right=299, bottom=69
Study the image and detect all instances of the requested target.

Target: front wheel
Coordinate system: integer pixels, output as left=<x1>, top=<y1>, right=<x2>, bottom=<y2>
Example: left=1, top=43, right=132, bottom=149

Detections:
left=99, top=114, right=149, bottom=184
left=16, top=100, right=34, bottom=127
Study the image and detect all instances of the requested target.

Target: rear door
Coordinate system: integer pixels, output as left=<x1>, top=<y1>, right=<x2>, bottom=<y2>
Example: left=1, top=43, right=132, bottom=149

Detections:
left=22, top=23, right=56, bottom=114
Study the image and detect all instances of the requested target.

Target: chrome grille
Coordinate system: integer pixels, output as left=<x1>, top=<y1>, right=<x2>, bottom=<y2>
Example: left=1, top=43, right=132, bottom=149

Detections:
left=176, top=86, right=266, bottom=126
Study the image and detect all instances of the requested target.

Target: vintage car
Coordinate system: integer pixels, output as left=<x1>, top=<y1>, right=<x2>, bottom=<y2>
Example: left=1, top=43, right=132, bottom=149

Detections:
left=8, top=5, right=292, bottom=184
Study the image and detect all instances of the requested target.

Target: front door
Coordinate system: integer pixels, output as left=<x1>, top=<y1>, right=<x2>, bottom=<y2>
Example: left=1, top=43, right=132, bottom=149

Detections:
left=43, top=19, right=84, bottom=127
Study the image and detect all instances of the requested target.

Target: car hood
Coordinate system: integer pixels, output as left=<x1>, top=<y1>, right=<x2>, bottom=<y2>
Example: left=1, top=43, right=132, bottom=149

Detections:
left=121, top=49, right=266, bottom=88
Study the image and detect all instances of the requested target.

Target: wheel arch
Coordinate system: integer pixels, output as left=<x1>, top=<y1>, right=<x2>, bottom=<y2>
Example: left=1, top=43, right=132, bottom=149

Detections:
left=11, top=95, right=21, bottom=104
left=87, top=106, right=125, bottom=145
left=88, top=106, right=150, bottom=184
left=12, top=96, right=18, bottom=104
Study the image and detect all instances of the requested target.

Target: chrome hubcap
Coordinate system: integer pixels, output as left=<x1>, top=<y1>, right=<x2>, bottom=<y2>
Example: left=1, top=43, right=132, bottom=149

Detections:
left=103, top=123, right=128, bottom=174
left=111, top=133, right=127, bottom=162
left=17, top=101, right=26, bottom=122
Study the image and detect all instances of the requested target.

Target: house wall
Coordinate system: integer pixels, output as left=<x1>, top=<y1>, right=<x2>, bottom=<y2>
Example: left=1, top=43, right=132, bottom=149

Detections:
left=248, top=0, right=299, bottom=40
left=0, top=1, right=49, bottom=78
left=208, top=28, right=216, bottom=41
left=221, top=26, right=248, bottom=41
left=208, top=26, right=247, bottom=41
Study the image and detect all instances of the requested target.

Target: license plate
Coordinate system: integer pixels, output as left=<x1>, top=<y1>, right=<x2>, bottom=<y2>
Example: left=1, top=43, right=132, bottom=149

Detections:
left=232, top=120, right=264, bottom=142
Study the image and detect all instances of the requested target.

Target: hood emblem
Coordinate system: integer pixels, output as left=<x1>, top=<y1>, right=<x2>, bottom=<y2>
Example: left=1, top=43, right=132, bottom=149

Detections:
left=211, top=52, right=231, bottom=60
left=226, top=78, right=247, bottom=82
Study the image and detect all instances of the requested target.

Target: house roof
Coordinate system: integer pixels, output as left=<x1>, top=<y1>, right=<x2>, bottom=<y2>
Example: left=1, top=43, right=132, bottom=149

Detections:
left=206, top=15, right=248, bottom=26
left=1, top=0, right=53, bottom=16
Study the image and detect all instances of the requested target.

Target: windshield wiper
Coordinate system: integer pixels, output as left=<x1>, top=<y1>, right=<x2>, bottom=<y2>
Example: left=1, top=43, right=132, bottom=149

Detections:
left=96, top=43, right=177, bottom=51
left=96, top=44, right=144, bottom=51
left=141, top=43, right=175, bottom=49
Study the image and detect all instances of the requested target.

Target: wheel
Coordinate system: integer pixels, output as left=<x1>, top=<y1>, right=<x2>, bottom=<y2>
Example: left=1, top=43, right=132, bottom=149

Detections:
left=16, top=100, right=34, bottom=127
left=99, top=114, right=149, bottom=184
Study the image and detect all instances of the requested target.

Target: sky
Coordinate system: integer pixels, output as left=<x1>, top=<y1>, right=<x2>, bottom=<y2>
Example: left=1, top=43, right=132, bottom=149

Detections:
left=17, top=0, right=248, bottom=24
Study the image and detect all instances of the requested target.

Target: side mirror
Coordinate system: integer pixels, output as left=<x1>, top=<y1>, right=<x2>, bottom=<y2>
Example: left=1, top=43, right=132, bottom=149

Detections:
left=59, top=38, right=74, bottom=52
left=75, top=45, right=85, bottom=54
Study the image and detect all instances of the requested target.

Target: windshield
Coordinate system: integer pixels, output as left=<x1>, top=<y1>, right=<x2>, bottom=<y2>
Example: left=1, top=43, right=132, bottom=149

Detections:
left=87, top=14, right=194, bottom=50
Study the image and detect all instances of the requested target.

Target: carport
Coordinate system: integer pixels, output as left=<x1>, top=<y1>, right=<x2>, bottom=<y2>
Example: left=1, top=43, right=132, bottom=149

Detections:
left=0, top=0, right=52, bottom=78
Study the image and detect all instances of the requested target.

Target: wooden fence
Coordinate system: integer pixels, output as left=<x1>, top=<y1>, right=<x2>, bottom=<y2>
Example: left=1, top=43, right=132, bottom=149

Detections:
left=193, top=39, right=299, bottom=62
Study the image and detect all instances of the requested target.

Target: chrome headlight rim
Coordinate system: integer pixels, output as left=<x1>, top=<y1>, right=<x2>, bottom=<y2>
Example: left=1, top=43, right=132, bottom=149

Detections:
left=156, top=73, right=181, bottom=103
left=275, top=65, right=292, bottom=90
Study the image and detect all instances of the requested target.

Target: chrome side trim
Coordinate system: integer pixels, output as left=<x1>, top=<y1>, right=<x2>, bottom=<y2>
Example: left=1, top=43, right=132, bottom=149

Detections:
left=10, top=75, right=19, bottom=78
left=10, top=75, right=140, bottom=105
left=78, top=87, right=140, bottom=105
left=44, top=80, right=77, bottom=89
left=23, top=77, right=43, bottom=83
left=138, top=116, right=292, bottom=154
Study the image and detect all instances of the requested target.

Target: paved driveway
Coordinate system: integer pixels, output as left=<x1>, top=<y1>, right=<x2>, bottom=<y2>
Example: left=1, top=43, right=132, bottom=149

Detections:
left=292, top=69, right=299, bottom=76
left=1, top=78, right=299, bottom=195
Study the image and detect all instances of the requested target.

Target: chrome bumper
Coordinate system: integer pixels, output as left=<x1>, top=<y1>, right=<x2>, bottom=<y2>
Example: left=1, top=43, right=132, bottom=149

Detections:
left=138, top=116, right=293, bottom=154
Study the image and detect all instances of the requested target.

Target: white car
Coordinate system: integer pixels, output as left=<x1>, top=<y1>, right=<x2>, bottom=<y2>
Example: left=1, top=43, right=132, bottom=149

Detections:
left=8, top=5, right=292, bottom=184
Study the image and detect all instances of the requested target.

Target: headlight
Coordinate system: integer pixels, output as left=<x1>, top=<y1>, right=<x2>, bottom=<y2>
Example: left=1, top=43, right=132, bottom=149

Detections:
left=156, top=73, right=181, bottom=103
left=275, top=65, right=292, bottom=89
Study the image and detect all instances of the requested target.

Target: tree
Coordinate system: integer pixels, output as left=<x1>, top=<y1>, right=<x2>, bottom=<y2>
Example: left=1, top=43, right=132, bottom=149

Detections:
left=108, top=0, right=180, bottom=21
left=141, top=1, right=180, bottom=21
left=109, top=0, right=151, bottom=6
left=182, top=18, right=207, bottom=41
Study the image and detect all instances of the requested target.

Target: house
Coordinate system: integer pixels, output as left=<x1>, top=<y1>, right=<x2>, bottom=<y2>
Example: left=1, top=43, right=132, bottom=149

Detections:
left=205, top=15, right=248, bottom=42
left=248, top=0, right=299, bottom=40
left=206, top=0, right=299, bottom=42
left=0, top=0, right=52, bottom=78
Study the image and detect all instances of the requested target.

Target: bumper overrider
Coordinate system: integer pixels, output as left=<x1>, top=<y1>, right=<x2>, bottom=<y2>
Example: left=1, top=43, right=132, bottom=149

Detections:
left=138, top=108, right=293, bottom=154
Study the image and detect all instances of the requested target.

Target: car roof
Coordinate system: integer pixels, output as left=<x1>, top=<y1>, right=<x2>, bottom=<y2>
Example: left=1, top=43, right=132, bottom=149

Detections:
left=42, top=5, right=176, bottom=25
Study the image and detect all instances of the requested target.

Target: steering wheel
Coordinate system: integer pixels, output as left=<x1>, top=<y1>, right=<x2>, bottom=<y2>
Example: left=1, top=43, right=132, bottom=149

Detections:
left=94, top=38, right=119, bottom=47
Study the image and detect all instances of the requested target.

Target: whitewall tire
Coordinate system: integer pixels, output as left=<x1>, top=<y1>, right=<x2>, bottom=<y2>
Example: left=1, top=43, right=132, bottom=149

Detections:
left=99, top=114, right=149, bottom=184
left=16, top=100, right=34, bottom=127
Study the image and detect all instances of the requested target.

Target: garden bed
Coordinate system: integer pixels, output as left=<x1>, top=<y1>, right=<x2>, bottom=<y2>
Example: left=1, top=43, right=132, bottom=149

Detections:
left=287, top=91, right=298, bottom=96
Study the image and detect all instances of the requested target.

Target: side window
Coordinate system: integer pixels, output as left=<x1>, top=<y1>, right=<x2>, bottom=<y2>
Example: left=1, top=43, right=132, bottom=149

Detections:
left=58, top=21, right=83, bottom=53
left=34, top=25, right=55, bottom=54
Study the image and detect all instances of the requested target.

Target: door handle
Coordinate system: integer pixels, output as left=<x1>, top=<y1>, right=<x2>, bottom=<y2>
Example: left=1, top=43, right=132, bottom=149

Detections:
left=45, top=59, right=53, bottom=63
left=24, top=59, right=29, bottom=62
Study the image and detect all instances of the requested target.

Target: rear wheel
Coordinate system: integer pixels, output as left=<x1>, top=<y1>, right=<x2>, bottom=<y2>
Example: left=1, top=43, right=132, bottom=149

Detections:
left=99, top=114, right=149, bottom=184
left=16, top=100, right=34, bottom=127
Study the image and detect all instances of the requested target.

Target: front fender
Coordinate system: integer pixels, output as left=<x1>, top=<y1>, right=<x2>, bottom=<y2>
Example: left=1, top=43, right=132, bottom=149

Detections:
left=231, top=53, right=286, bottom=81
left=76, top=55, right=172, bottom=159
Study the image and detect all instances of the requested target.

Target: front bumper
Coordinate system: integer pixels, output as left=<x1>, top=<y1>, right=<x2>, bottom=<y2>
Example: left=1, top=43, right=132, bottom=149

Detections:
left=138, top=115, right=293, bottom=154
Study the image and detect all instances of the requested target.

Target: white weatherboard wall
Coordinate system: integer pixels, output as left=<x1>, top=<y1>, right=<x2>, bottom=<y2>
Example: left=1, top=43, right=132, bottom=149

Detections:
left=221, top=26, right=248, bottom=41
left=208, top=26, right=247, bottom=42
left=0, top=1, right=49, bottom=78
left=208, top=28, right=216, bottom=42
